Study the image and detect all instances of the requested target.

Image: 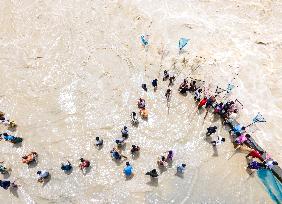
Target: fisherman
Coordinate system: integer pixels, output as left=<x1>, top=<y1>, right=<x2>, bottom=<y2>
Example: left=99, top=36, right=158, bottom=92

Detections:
left=145, top=169, right=159, bottom=178
left=121, top=126, right=128, bottom=137
left=0, top=164, right=8, bottom=174
left=194, top=89, right=202, bottom=101
left=205, top=96, right=216, bottom=108
left=198, top=97, right=207, bottom=109
left=0, top=112, right=10, bottom=126
left=123, top=162, right=133, bottom=177
left=206, top=126, right=217, bottom=136
left=8, top=121, right=17, bottom=129
left=0, top=180, right=10, bottom=190
left=138, top=98, right=146, bottom=109
left=157, top=156, right=167, bottom=167
left=211, top=136, right=225, bottom=146
left=115, top=136, right=126, bottom=147
left=232, top=124, right=246, bottom=135
left=95, top=137, right=103, bottom=147
left=246, top=149, right=263, bottom=161
left=163, top=70, right=169, bottom=81
left=1, top=133, right=22, bottom=144
left=37, top=170, right=49, bottom=183
left=110, top=148, right=127, bottom=160
left=247, top=161, right=264, bottom=170
left=165, top=150, right=174, bottom=162
left=223, top=109, right=238, bottom=125
left=179, top=79, right=189, bottom=94
left=131, top=145, right=140, bottom=154
left=79, top=158, right=90, bottom=171
left=165, top=89, right=172, bottom=101
left=22, top=152, right=38, bottom=165
left=214, top=102, right=224, bottom=114
left=131, top=112, right=138, bottom=124
left=264, top=160, right=278, bottom=170
left=140, top=108, right=149, bottom=119
left=152, top=79, right=158, bottom=91
left=177, top=163, right=186, bottom=174
left=61, top=161, right=72, bottom=172
left=234, top=133, right=248, bottom=145
left=169, top=72, right=175, bottom=86
left=141, top=84, right=147, bottom=92
left=189, top=81, right=197, bottom=92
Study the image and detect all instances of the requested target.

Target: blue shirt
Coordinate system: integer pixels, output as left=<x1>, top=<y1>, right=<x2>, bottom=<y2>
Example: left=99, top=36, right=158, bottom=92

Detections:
left=123, top=165, right=133, bottom=176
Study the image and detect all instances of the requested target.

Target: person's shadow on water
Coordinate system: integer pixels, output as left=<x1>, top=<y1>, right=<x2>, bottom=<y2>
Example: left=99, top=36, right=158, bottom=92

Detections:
left=175, top=172, right=184, bottom=179
left=13, top=143, right=22, bottom=148
left=212, top=145, right=218, bottom=157
left=42, top=175, right=51, bottom=187
left=10, top=186, right=19, bottom=197
left=146, top=177, right=158, bottom=187
left=82, top=166, right=92, bottom=176
left=28, top=161, right=38, bottom=169
left=131, top=152, right=140, bottom=160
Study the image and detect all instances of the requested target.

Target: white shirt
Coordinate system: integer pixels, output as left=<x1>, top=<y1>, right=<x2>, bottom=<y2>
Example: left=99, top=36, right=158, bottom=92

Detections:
left=38, top=170, right=49, bottom=179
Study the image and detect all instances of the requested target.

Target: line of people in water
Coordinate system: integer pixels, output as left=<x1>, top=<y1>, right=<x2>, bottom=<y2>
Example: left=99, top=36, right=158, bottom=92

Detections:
left=172, top=70, right=279, bottom=175
left=0, top=69, right=279, bottom=192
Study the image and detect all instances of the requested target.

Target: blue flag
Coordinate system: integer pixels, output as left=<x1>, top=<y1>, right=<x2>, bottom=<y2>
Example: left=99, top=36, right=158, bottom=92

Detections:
left=227, top=83, right=235, bottom=94
left=179, top=38, right=189, bottom=50
left=141, top=35, right=148, bottom=46
left=253, top=112, right=266, bottom=123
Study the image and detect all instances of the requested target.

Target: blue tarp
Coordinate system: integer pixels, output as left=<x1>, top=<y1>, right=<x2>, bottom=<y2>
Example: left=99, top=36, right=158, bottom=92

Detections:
left=257, top=169, right=282, bottom=204
left=179, top=38, right=189, bottom=50
left=141, top=35, right=148, bottom=46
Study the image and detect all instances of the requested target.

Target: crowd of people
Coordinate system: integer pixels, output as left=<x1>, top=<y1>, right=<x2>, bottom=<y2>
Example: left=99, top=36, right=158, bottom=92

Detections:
left=0, top=68, right=279, bottom=194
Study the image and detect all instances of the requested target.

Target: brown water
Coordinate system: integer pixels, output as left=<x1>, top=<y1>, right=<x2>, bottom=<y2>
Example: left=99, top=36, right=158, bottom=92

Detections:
left=0, top=0, right=281, bottom=203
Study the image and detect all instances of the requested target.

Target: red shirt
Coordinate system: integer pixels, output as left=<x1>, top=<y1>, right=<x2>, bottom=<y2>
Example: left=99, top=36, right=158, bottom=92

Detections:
left=249, top=150, right=263, bottom=160
left=198, top=98, right=207, bottom=108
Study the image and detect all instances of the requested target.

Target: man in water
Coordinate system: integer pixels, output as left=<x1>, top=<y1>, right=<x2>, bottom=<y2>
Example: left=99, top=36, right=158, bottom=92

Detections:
left=206, top=126, right=217, bottom=136
left=157, top=156, right=167, bottom=167
left=131, top=145, right=140, bottom=154
left=145, top=169, right=159, bottom=178
left=79, top=158, right=90, bottom=171
left=189, top=81, right=197, bottom=92
left=246, top=161, right=264, bottom=171
left=110, top=148, right=127, bottom=160
left=115, top=137, right=126, bottom=147
left=211, top=136, right=225, bottom=146
left=169, top=72, right=175, bottom=86
left=37, top=170, right=49, bottom=183
left=152, top=79, right=158, bottom=91
left=0, top=180, right=10, bottom=190
left=179, top=79, right=189, bottom=94
left=177, top=163, right=186, bottom=174
left=61, top=161, right=72, bottom=172
left=165, top=150, right=174, bottom=162
left=198, top=97, right=207, bottom=109
left=264, top=160, right=278, bottom=169
left=141, top=84, right=147, bottom=92
left=95, top=137, right=103, bottom=147
left=121, top=126, right=128, bottom=137
left=165, top=89, right=172, bottom=101
left=123, top=162, right=133, bottom=177
left=138, top=98, right=146, bottom=109
left=246, top=149, right=263, bottom=160
left=163, top=70, right=169, bottom=81
left=194, top=89, right=202, bottom=101
left=131, top=112, right=138, bottom=124
left=22, top=152, right=38, bottom=165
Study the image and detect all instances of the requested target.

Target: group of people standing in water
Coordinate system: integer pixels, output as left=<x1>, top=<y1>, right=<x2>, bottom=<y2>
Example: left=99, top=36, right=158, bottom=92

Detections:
left=0, top=67, right=279, bottom=192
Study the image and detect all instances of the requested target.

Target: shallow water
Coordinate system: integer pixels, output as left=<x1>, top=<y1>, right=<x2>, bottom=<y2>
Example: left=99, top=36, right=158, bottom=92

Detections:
left=0, top=0, right=281, bottom=203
